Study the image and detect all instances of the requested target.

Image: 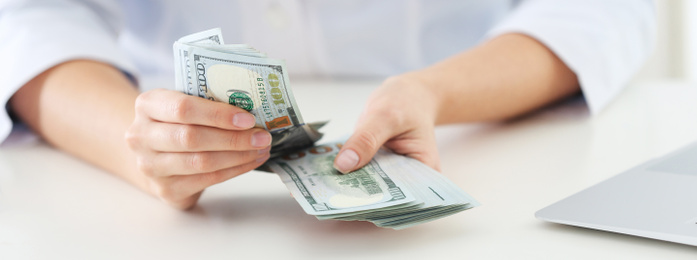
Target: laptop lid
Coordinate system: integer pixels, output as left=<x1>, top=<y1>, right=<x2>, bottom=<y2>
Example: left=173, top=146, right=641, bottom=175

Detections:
left=536, top=141, right=697, bottom=246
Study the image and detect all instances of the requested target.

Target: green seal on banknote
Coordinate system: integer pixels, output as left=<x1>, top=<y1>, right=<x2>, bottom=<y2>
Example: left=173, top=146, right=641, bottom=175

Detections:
left=228, top=91, right=254, bottom=111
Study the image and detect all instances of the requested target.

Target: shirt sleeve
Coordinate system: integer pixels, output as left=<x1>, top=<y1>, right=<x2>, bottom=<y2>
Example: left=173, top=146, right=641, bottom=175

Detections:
left=0, top=0, right=137, bottom=143
left=487, top=0, right=656, bottom=114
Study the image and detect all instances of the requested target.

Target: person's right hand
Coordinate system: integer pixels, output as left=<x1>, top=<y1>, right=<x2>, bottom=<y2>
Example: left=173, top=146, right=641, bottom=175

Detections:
left=125, top=89, right=272, bottom=209
left=333, top=76, right=441, bottom=174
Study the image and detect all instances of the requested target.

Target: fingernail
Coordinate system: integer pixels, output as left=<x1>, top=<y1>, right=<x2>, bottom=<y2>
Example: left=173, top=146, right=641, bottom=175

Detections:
left=233, top=113, right=255, bottom=128
left=251, top=131, right=272, bottom=148
left=334, top=149, right=359, bottom=174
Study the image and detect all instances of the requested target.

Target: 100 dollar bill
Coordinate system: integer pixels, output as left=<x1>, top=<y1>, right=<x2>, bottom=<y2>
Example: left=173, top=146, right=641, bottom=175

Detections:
left=188, top=47, right=303, bottom=132
left=266, top=143, right=417, bottom=215
left=173, top=28, right=224, bottom=97
left=174, top=28, right=304, bottom=133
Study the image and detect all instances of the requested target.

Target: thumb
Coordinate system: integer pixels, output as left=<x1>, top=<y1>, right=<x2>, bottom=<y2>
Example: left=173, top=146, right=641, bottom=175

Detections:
left=334, top=119, right=397, bottom=174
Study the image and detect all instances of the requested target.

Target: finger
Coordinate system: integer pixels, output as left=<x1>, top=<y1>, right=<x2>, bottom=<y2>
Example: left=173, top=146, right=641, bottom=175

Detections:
left=146, top=122, right=272, bottom=152
left=142, top=148, right=271, bottom=177
left=385, top=130, right=441, bottom=172
left=164, top=191, right=203, bottom=210
left=407, top=142, right=441, bottom=172
left=334, top=114, right=400, bottom=174
left=152, top=153, right=271, bottom=205
left=136, top=89, right=257, bottom=130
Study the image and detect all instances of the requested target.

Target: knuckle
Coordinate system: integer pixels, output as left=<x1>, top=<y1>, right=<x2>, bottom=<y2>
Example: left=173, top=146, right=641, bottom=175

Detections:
left=211, top=107, right=226, bottom=127
left=170, top=96, right=192, bottom=121
left=355, top=131, right=381, bottom=152
left=136, top=157, right=156, bottom=177
left=227, top=131, right=243, bottom=149
left=189, top=152, right=213, bottom=172
left=176, top=125, right=199, bottom=150
left=134, top=92, right=151, bottom=113
left=374, top=108, right=405, bottom=126
left=124, top=128, right=140, bottom=150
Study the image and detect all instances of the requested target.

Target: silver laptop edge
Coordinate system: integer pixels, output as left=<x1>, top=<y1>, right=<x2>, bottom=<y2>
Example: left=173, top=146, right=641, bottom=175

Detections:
left=536, top=141, right=697, bottom=246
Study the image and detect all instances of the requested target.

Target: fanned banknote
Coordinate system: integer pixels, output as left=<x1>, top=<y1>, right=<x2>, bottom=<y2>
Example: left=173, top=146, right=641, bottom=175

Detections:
left=265, top=143, right=479, bottom=230
left=173, top=28, right=323, bottom=155
left=174, top=29, right=479, bottom=229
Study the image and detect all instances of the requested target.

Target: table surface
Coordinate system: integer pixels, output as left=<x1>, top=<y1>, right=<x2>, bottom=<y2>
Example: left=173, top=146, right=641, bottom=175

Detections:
left=1, top=79, right=697, bottom=259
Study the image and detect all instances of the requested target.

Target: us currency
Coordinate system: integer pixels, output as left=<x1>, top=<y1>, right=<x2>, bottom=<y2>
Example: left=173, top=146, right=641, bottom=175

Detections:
left=173, top=28, right=323, bottom=155
left=174, top=29, right=479, bottom=229
left=265, top=142, right=480, bottom=230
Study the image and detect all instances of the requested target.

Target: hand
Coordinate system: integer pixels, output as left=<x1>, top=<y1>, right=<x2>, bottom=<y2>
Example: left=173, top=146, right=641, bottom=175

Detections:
left=333, top=76, right=441, bottom=173
left=125, top=89, right=272, bottom=209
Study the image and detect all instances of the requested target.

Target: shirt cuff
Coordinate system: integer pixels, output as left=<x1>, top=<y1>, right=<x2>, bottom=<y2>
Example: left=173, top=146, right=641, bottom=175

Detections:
left=486, top=0, right=655, bottom=114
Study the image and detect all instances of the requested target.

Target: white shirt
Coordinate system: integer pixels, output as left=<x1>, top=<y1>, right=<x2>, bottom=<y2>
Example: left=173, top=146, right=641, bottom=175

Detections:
left=0, top=0, right=656, bottom=143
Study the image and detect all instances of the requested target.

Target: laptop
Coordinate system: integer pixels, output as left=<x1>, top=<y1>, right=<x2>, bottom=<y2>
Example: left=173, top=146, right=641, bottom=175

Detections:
left=535, top=140, right=697, bottom=246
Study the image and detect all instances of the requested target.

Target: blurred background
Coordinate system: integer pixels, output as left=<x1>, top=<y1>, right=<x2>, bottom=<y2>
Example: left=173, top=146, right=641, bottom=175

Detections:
left=637, top=0, right=697, bottom=82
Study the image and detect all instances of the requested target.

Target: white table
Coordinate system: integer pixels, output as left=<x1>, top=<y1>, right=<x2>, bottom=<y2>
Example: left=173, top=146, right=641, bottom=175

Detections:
left=1, top=80, right=696, bottom=259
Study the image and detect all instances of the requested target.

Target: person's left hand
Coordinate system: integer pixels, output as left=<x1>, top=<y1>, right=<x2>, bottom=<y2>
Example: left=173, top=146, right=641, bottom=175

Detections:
left=333, top=76, right=441, bottom=173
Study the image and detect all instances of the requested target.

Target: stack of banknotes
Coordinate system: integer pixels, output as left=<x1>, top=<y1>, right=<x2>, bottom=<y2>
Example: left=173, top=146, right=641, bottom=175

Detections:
left=173, top=28, right=323, bottom=156
left=266, top=143, right=480, bottom=229
left=173, top=29, right=479, bottom=229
